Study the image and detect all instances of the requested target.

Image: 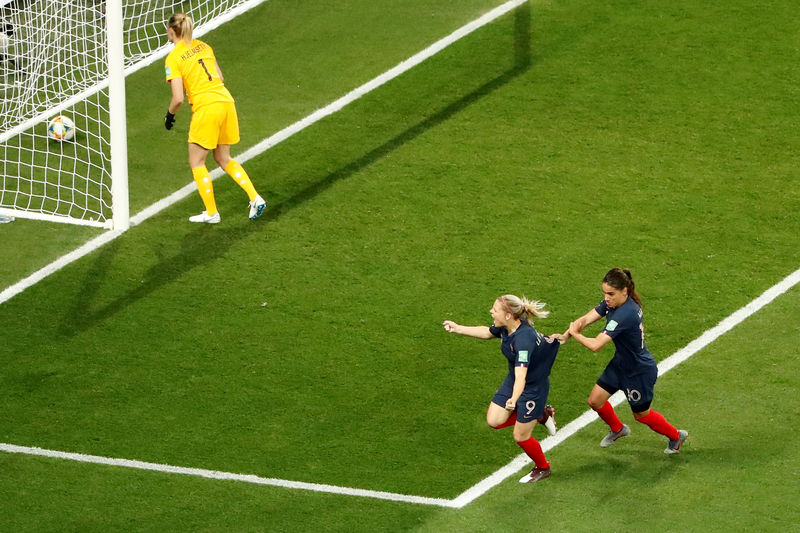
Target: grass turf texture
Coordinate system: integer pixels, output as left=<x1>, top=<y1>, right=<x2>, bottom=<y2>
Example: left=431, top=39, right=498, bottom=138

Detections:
left=4, top=284, right=797, bottom=531
left=1, top=0, right=799, bottom=530
left=0, top=0, right=503, bottom=287
left=416, top=285, right=800, bottom=532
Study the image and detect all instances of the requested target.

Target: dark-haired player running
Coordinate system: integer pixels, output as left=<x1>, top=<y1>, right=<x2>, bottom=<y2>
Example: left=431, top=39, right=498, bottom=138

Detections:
left=564, top=268, right=688, bottom=454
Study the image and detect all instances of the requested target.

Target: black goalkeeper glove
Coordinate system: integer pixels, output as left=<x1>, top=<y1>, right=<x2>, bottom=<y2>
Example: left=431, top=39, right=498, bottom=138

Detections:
left=164, top=111, right=176, bottom=130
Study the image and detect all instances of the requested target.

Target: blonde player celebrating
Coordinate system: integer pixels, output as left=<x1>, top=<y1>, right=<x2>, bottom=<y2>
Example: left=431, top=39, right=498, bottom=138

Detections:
left=443, top=294, right=560, bottom=483
left=164, top=12, right=266, bottom=224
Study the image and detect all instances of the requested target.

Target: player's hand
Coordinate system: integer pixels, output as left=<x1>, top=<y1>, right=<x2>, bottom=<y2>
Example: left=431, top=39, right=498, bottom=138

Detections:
left=568, top=321, right=581, bottom=336
left=505, top=399, right=516, bottom=411
left=164, top=111, right=176, bottom=130
left=442, top=320, right=458, bottom=333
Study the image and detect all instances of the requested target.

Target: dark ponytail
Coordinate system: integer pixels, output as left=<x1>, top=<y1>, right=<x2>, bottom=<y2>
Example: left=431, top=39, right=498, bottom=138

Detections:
left=603, top=268, right=642, bottom=307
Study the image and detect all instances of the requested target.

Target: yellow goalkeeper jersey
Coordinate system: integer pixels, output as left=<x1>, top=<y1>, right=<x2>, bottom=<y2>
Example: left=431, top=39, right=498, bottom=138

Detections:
left=165, top=39, right=234, bottom=109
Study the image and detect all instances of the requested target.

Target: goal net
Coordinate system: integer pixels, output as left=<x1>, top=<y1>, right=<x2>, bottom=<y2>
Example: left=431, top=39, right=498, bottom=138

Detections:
left=0, top=0, right=264, bottom=230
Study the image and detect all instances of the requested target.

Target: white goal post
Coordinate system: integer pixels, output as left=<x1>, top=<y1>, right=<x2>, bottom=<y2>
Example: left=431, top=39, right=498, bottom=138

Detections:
left=0, top=0, right=267, bottom=231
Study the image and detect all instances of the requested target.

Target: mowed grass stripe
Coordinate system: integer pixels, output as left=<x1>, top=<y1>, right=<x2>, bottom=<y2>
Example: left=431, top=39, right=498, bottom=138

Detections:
left=0, top=0, right=527, bottom=307
left=3, top=263, right=797, bottom=506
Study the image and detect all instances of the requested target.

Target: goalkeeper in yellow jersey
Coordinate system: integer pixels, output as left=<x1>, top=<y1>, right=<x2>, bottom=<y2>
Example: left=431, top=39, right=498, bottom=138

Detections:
left=164, top=12, right=266, bottom=224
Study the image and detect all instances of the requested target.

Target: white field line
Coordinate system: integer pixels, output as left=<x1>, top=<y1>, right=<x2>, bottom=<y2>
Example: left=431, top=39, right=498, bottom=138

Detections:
left=449, top=264, right=800, bottom=508
left=2, top=0, right=797, bottom=510
left=0, top=0, right=528, bottom=307
left=0, top=0, right=272, bottom=145
left=0, top=230, right=121, bottom=304
left=0, top=443, right=456, bottom=508
left=132, top=0, right=529, bottom=224
left=0, top=0, right=528, bottom=509
left=3, top=265, right=799, bottom=508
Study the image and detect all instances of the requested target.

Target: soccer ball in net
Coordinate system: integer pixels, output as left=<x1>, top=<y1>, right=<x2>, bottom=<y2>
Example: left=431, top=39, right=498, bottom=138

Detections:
left=47, top=115, right=76, bottom=142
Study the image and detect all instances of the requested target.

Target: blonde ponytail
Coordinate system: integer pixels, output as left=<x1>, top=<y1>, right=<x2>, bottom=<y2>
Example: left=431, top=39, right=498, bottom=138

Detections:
left=167, top=12, right=193, bottom=45
left=499, top=294, right=550, bottom=321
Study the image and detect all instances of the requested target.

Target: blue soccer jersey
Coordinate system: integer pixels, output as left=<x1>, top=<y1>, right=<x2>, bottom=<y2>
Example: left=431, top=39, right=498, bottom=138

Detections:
left=595, top=298, right=657, bottom=375
left=489, top=320, right=559, bottom=386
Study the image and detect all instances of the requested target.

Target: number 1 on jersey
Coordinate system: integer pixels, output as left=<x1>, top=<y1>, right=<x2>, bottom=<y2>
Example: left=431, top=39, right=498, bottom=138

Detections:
left=197, top=58, right=213, bottom=81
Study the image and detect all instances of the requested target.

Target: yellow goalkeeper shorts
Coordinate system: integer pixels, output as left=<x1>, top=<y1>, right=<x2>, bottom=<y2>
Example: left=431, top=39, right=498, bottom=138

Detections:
left=188, top=101, right=241, bottom=149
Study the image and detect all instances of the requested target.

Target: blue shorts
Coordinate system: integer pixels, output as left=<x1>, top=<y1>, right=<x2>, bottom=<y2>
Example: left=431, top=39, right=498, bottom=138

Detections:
left=492, top=374, right=549, bottom=423
left=596, top=362, right=657, bottom=411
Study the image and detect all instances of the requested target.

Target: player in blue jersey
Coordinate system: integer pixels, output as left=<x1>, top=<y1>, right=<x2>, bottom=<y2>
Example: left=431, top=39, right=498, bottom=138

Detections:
left=443, top=294, right=560, bottom=483
left=564, top=268, right=688, bottom=454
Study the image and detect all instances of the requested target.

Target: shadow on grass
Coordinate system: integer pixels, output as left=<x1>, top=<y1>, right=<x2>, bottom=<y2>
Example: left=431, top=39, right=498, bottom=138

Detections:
left=262, top=3, right=532, bottom=221
left=56, top=223, right=250, bottom=337
left=58, top=3, right=533, bottom=336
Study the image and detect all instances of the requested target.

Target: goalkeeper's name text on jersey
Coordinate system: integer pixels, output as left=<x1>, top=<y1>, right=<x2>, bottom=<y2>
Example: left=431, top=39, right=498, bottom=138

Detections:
left=180, top=42, right=208, bottom=62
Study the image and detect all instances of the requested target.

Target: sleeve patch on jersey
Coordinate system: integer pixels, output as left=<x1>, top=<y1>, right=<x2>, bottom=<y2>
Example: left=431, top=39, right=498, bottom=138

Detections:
left=518, top=350, right=529, bottom=363
left=606, top=320, right=618, bottom=332
left=165, top=66, right=171, bottom=77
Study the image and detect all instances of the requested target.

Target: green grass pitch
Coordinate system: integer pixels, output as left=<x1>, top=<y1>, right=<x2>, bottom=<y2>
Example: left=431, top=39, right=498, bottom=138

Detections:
left=1, top=0, right=799, bottom=531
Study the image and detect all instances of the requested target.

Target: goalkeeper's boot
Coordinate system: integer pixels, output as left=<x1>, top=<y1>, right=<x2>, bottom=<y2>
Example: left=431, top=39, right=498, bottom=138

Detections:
left=600, top=424, right=631, bottom=447
left=664, top=430, right=689, bottom=455
left=249, top=195, right=266, bottom=220
left=538, top=404, right=557, bottom=436
left=189, top=211, right=221, bottom=224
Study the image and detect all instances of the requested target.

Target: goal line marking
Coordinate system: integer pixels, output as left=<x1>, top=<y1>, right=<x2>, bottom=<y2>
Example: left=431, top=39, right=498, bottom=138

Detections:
left=2, top=265, right=798, bottom=508
left=0, top=0, right=529, bottom=306
left=1, top=0, right=797, bottom=510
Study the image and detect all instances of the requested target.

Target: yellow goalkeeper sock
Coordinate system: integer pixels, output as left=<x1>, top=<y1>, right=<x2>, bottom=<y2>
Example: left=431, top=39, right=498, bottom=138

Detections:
left=192, top=166, right=218, bottom=215
left=224, top=159, right=258, bottom=202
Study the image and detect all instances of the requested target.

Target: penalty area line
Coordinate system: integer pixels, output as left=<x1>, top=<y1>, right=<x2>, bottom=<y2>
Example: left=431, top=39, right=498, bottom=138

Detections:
left=2, top=266, right=798, bottom=509
left=2, top=0, right=796, bottom=509
left=0, top=442, right=457, bottom=508
left=449, top=264, right=800, bottom=508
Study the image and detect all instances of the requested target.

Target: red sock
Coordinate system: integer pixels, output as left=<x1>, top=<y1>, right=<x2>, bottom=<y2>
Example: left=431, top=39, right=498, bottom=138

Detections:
left=594, top=401, right=623, bottom=433
left=637, top=410, right=679, bottom=440
left=492, top=411, right=517, bottom=429
left=517, top=437, right=550, bottom=469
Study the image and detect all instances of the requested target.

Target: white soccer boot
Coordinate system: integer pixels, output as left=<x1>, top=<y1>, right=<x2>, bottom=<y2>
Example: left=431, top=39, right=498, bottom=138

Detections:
left=189, top=211, right=221, bottom=224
